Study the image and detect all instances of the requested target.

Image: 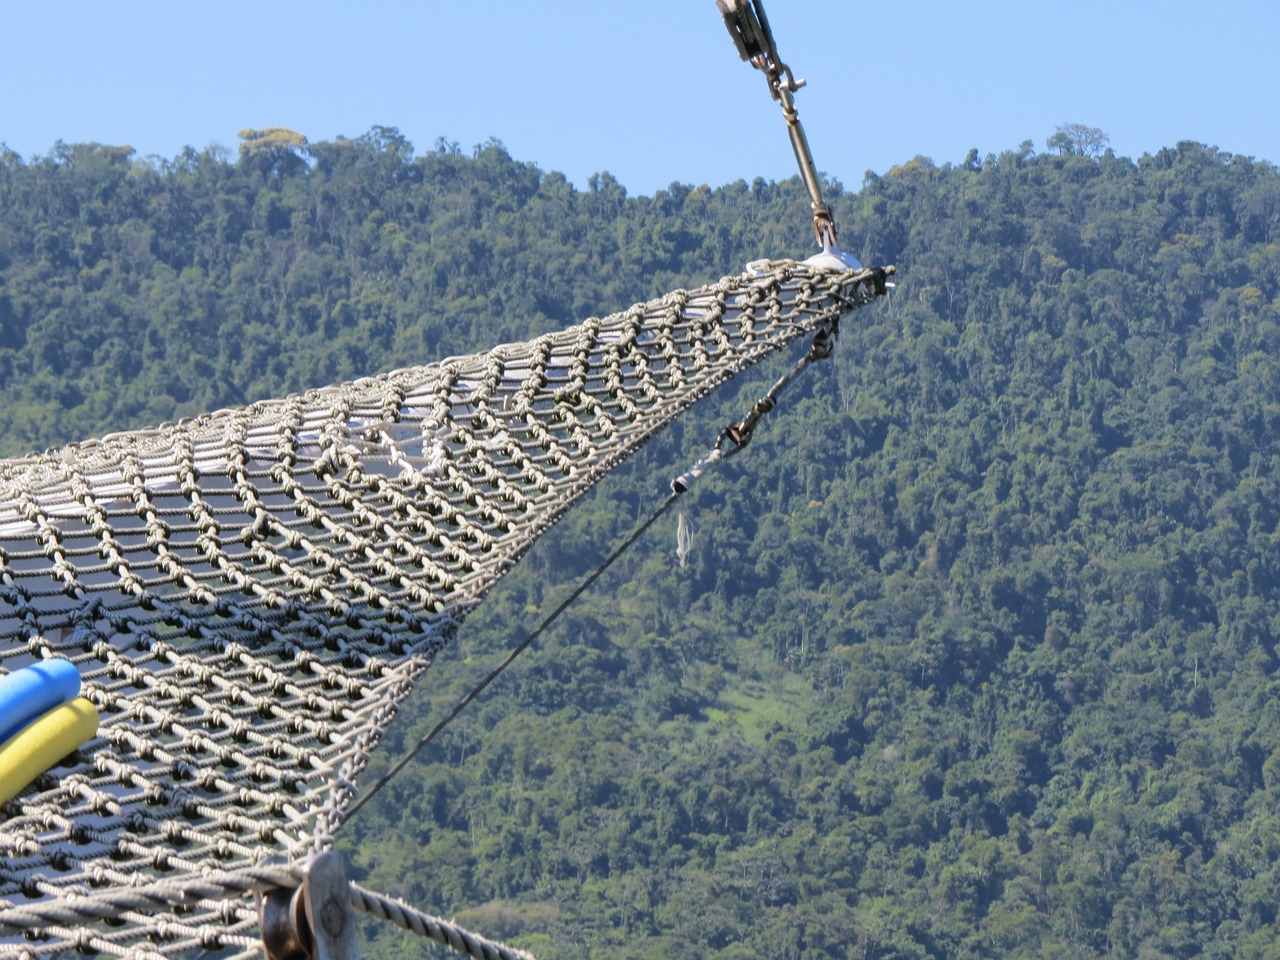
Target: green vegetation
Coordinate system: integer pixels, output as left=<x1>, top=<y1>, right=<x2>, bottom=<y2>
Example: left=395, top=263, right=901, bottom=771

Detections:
left=4, top=129, right=1280, bottom=958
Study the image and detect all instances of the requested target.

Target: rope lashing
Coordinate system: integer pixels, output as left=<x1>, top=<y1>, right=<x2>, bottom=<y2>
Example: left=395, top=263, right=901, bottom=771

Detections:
left=673, top=322, right=836, bottom=495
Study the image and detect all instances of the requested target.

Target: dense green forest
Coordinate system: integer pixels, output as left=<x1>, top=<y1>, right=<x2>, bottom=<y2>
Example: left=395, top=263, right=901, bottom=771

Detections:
left=4, top=129, right=1280, bottom=959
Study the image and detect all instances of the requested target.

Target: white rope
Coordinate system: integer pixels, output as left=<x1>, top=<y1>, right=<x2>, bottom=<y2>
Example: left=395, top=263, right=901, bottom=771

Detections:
left=0, top=262, right=889, bottom=957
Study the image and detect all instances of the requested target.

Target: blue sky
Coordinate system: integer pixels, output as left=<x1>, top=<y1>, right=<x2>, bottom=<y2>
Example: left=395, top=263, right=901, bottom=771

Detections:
left=2, top=1, right=1276, bottom=197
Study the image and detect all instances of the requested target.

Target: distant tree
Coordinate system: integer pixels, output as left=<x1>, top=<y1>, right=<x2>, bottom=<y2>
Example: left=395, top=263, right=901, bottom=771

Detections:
left=359, top=125, right=413, bottom=161
left=236, top=127, right=308, bottom=177
left=1046, top=122, right=1110, bottom=158
left=471, top=137, right=508, bottom=160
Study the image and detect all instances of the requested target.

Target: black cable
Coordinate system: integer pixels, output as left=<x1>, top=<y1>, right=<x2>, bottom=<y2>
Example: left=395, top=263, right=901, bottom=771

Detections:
left=343, top=492, right=680, bottom=823
left=343, top=325, right=852, bottom=823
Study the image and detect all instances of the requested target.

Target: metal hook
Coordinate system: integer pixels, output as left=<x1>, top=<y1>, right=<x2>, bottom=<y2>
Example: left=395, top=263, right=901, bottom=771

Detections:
left=714, top=0, right=840, bottom=250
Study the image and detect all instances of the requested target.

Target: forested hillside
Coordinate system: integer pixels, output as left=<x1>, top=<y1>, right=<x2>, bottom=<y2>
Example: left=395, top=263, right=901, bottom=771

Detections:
left=0, top=129, right=813, bottom=456
left=4, top=130, right=1280, bottom=959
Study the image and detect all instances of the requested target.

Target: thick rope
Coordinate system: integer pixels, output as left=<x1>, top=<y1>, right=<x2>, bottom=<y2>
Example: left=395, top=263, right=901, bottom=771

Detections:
left=0, top=863, right=301, bottom=932
left=350, top=880, right=535, bottom=960
left=0, top=862, right=534, bottom=960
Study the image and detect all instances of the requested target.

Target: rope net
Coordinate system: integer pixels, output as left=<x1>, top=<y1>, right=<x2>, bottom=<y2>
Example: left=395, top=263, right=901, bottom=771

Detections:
left=0, top=262, right=887, bottom=957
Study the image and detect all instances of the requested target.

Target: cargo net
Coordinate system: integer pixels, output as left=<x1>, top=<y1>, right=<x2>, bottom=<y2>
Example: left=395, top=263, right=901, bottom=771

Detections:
left=0, top=262, right=887, bottom=958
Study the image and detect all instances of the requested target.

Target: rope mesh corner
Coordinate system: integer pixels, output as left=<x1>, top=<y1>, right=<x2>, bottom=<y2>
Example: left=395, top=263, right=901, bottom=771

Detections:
left=0, top=263, right=885, bottom=956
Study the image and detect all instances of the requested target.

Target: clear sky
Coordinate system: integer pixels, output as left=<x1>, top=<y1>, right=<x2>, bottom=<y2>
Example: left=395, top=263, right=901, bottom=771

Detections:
left=2, top=1, right=1275, bottom=197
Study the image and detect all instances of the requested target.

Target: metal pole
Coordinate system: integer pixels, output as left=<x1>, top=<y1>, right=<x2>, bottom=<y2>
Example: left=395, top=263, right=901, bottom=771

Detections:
left=715, top=0, right=839, bottom=248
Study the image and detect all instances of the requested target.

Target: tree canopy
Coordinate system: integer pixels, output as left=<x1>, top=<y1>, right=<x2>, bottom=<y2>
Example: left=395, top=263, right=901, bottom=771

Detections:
left=1046, top=122, right=1111, bottom=158
left=3, top=129, right=1280, bottom=958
